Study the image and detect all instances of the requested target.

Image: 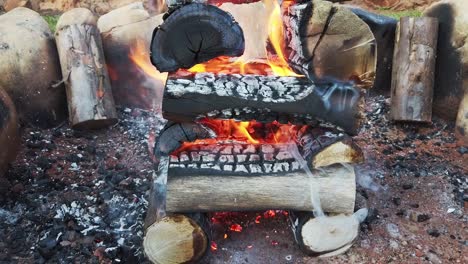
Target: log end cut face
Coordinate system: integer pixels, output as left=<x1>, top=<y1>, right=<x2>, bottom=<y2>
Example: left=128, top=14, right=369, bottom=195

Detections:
left=151, top=3, right=245, bottom=72
left=144, top=215, right=208, bottom=264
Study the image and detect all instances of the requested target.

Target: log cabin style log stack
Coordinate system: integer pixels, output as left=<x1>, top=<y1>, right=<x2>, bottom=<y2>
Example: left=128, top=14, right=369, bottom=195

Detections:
left=143, top=1, right=374, bottom=263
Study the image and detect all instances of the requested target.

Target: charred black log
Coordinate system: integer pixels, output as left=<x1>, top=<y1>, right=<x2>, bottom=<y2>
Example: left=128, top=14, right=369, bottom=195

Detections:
left=162, top=73, right=365, bottom=135
left=150, top=3, right=245, bottom=72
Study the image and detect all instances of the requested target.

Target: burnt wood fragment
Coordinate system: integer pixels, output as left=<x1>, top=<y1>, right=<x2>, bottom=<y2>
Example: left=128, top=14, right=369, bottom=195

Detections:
left=150, top=3, right=245, bottom=72
left=163, top=74, right=365, bottom=135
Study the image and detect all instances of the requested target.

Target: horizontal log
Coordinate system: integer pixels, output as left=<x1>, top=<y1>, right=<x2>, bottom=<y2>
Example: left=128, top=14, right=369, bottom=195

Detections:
left=163, top=73, right=364, bottom=135
left=165, top=164, right=356, bottom=214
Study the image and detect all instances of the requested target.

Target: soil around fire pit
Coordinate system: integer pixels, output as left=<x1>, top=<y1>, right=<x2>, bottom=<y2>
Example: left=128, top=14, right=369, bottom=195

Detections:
left=0, top=95, right=466, bottom=263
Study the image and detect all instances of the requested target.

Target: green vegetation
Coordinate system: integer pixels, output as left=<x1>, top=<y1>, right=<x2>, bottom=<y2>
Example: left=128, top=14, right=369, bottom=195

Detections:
left=43, top=15, right=60, bottom=33
left=376, top=8, right=422, bottom=19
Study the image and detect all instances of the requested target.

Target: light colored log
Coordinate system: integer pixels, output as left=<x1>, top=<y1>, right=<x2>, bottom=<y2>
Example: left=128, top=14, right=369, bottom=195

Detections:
left=166, top=164, right=356, bottom=214
left=312, top=139, right=364, bottom=168
left=55, top=8, right=117, bottom=130
left=390, top=17, right=438, bottom=122
left=144, top=214, right=208, bottom=264
left=455, top=89, right=468, bottom=142
left=0, top=88, right=20, bottom=177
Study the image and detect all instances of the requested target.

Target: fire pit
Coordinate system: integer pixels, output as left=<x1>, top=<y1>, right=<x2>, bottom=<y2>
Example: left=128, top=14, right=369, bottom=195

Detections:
left=141, top=0, right=376, bottom=262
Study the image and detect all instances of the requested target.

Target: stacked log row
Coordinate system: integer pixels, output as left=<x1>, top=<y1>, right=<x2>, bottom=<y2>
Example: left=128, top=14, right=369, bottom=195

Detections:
left=55, top=8, right=118, bottom=130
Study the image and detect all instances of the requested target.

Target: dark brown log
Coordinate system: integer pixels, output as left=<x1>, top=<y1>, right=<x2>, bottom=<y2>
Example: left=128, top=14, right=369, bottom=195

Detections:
left=163, top=73, right=365, bottom=135
left=150, top=3, right=245, bottom=72
left=289, top=209, right=368, bottom=257
left=390, top=17, right=438, bottom=122
left=283, top=0, right=376, bottom=86
left=55, top=8, right=118, bottom=130
left=144, top=213, right=209, bottom=264
left=0, top=88, right=19, bottom=178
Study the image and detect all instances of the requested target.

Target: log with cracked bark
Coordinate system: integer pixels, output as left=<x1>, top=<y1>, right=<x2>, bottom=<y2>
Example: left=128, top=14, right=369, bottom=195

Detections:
left=283, top=0, right=376, bottom=86
left=150, top=3, right=245, bottom=72
left=390, top=17, right=438, bottom=122
left=55, top=8, right=118, bottom=130
left=163, top=73, right=365, bottom=135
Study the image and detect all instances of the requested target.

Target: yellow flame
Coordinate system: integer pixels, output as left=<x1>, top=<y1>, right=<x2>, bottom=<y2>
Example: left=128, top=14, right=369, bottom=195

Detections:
left=129, top=39, right=167, bottom=81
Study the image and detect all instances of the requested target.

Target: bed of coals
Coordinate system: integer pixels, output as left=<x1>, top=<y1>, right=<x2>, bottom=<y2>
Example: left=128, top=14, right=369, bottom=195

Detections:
left=0, top=95, right=466, bottom=263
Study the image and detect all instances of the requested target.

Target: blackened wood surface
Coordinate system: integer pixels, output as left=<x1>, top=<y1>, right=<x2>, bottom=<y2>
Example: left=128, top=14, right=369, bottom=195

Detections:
left=163, top=73, right=364, bottom=135
left=150, top=3, right=245, bottom=72
left=390, top=17, right=438, bottom=122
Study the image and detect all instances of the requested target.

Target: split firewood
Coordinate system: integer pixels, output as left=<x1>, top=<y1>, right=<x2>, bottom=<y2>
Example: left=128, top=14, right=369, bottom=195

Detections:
left=150, top=3, right=245, bottom=72
left=390, top=17, right=438, bottom=122
left=0, top=88, right=20, bottom=178
left=163, top=73, right=365, bottom=135
left=144, top=213, right=209, bottom=264
left=289, top=209, right=368, bottom=257
left=283, top=0, right=376, bottom=86
left=55, top=8, right=118, bottom=130
left=0, top=7, right=66, bottom=127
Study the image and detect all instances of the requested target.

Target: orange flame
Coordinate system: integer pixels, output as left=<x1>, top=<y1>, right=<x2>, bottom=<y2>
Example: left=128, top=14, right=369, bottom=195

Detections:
left=129, top=39, right=167, bottom=82
left=187, top=0, right=300, bottom=76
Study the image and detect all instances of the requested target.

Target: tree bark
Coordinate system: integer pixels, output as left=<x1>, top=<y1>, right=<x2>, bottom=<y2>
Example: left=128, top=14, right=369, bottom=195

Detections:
left=165, top=164, right=356, bottom=214
left=390, top=17, right=438, bottom=122
left=163, top=74, right=365, bottom=135
left=55, top=8, right=118, bottom=130
left=144, top=213, right=209, bottom=264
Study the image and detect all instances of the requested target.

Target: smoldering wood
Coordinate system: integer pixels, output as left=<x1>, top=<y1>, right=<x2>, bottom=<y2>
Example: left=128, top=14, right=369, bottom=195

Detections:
left=0, top=89, right=20, bottom=177
left=164, top=164, right=356, bottom=214
left=144, top=213, right=209, bottom=264
left=150, top=3, right=245, bottom=72
left=283, top=0, right=376, bottom=86
left=390, top=17, right=438, bottom=122
left=55, top=8, right=118, bottom=130
left=163, top=73, right=364, bottom=135
left=288, top=209, right=368, bottom=257
left=350, top=8, right=397, bottom=93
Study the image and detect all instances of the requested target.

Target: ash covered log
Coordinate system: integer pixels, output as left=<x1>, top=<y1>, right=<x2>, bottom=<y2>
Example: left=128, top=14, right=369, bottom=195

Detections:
left=390, top=17, right=438, bottom=122
left=283, top=0, right=376, bottom=85
left=289, top=209, right=368, bottom=257
left=144, top=213, right=209, bottom=264
left=55, top=8, right=118, bottom=130
left=0, top=89, right=20, bottom=178
left=150, top=3, right=245, bottom=72
left=165, top=164, right=357, bottom=214
left=163, top=73, right=364, bottom=135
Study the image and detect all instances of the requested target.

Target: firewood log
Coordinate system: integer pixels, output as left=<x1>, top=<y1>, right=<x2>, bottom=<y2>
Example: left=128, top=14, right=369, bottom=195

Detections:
left=144, top=213, right=209, bottom=264
left=55, top=8, right=118, bottom=130
left=0, top=88, right=20, bottom=178
left=289, top=208, right=368, bottom=257
left=390, top=17, right=438, bottom=122
left=456, top=89, right=468, bottom=142
left=150, top=3, right=245, bottom=72
left=163, top=73, right=365, bottom=135
left=283, top=0, right=376, bottom=86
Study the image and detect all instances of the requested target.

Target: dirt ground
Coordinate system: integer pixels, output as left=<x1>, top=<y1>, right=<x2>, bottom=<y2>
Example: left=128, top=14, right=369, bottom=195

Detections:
left=0, top=95, right=466, bottom=264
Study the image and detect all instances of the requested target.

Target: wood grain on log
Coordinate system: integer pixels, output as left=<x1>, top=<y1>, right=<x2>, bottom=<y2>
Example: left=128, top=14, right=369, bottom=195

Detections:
left=144, top=214, right=208, bottom=264
left=165, top=164, right=356, bottom=214
left=163, top=73, right=364, bottom=135
left=390, top=17, right=438, bottom=122
left=283, top=0, right=376, bottom=86
left=55, top=8, right=118, bottom=130
left=0, top=88, right=19, bottom=177
left=150, top=3, right=245, bottom=72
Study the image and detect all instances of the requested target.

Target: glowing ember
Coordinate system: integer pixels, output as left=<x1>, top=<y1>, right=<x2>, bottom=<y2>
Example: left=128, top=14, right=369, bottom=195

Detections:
left=186, top=0, right=301, bottom=76
left=210, top=241, right=218, bottom=251
left=230, top=223, right=243, bottom=232
left=255, top=215, right=262, bottom=224
left=224, top=234, right=228, bottom=239
left=247, top=245, right=253, bottom=249
left=264, top=210, right=276, bottom=218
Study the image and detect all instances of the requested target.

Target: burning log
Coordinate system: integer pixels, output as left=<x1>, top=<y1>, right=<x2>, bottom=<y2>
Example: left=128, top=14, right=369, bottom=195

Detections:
left=283, top=0, right=376, bottom=85
left=0, top=88, right=20, bottom=178
left=144, top=213, right=209, bottom=264
left=55, top=8, right=118, bottom=130
left=289, top=209, right=368, bottom=257
left=163, top=73, right=364, bottom=135
left=390, top=17, right=438, bottom=122
left=150, top=3, right=245, bottom=72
